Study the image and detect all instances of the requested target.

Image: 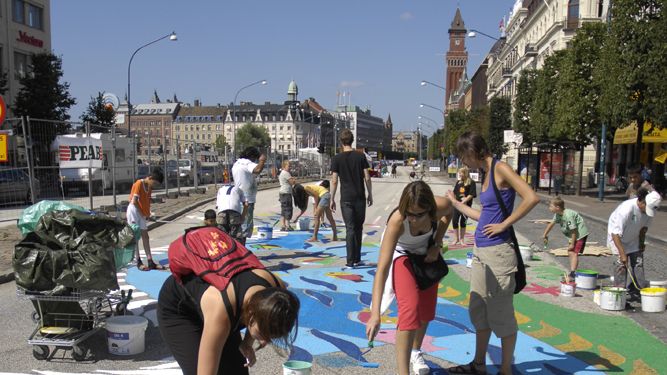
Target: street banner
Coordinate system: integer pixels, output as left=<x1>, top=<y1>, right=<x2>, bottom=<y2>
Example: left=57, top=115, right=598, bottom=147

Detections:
left=52, top=135, right=103, bottom=168
left=0, top=96, right=6, bottom=126
left=0, top=134, right=7, bottom=162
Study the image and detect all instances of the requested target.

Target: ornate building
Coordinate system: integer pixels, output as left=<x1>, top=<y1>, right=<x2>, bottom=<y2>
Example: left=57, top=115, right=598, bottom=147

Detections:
left=445, top=8, right=468, bottom=114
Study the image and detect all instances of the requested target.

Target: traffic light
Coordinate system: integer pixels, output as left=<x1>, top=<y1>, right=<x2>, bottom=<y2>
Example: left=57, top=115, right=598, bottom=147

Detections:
left=317, top=143, right=325, bottom=154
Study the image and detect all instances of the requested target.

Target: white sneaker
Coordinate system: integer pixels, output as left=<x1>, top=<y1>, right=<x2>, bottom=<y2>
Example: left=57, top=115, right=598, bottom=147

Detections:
left=410, top=350, right=430, bottom=375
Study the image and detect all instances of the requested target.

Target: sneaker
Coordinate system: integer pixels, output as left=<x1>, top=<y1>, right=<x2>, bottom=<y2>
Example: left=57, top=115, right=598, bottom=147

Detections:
left=353, top=261, right=365, bottom=267
left=410, top=350, right=430, bottom=375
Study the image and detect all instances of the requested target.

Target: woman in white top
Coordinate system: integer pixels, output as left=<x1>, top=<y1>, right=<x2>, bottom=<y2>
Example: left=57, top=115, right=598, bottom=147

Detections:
left=366, top=181, right=448, bottom=375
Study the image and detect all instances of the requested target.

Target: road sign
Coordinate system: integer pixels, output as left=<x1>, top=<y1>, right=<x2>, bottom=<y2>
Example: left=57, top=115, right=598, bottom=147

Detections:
left=0, top=134, right=7, bottom=162
left=0, top=96, right=6, bottom=126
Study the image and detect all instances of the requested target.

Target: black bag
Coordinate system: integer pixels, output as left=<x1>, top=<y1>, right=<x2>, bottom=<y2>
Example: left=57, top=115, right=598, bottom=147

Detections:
left=403, top=220, right=448, bottom=290
left=489, top=159, right=527, bottom=294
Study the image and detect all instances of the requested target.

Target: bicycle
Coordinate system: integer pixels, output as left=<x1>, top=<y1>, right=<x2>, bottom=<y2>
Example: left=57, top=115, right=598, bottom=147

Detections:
left=409, top=170, right=430, bottom=182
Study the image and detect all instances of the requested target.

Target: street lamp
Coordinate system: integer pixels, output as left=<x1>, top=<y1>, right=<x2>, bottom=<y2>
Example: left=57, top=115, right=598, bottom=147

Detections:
left=419, top=103, right=445, bottom=116
left=418, top=115, right=441, bottom=128
left=232, top=79, right=267, bottom=158
left=127, top=31, right=177, bottom=180
left=467, top=29, right=500, bottom=41
left=420, top=80, right=446, bottom=91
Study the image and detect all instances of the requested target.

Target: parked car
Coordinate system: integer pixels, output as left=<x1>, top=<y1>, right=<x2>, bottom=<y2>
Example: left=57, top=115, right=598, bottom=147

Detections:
left=0, top=168, right=40, bottom=205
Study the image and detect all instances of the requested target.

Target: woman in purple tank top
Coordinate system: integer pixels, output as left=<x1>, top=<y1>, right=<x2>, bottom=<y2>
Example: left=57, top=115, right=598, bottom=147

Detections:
left=446, top=132, right=538, bottom=375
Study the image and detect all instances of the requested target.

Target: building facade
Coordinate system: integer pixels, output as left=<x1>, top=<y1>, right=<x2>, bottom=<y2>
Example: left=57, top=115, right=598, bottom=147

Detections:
left=392, top=131, right=425, bottom=154
left=445, top=8, right=468, bottom=114
left=0, top=0, right=51, bottom=117
left=339, top=105, right=386, bottom=152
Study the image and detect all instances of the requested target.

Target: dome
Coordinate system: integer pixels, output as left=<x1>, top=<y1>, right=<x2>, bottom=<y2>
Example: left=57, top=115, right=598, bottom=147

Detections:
left=287, top=80, right=299, bottom=95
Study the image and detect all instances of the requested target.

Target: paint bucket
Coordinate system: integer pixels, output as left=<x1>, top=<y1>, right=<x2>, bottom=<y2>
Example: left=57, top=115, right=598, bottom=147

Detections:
left=519, top=245, right=532, bottom=262
left=593, top=289, right=601, bottom=305
left=466, top=252, right=473, bottom=268
left=649, top=280, right=667, bottom=288
left=257, top=226, right=273, bottom=240
left=640, top=287, right=667, bottom=313
left=575, top=269, right=598, bottom=290
left=560, top=281, right=576, bottom=297
left=283, top=360, right=312, bottom=375
left=297, top=217, right=310, bottom=231
left=600, top=287, right=627, bottom=311
left=105, top=315, right=148, bottom=355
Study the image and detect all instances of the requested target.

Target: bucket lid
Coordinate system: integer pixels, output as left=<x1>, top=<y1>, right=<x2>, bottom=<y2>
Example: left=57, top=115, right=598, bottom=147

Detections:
left=641, top=287, right=667, bottom=295
left=283, top=360, right=312, bottom=370
left=106, top=315, right=148, bottom=327
left=575, top=269, right=598, bottom=276
left=602, top=286, right=627, bottom=293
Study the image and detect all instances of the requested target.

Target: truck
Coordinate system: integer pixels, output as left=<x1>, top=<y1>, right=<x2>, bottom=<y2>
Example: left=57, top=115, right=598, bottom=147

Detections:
left=51, top=133, right=135, bottom=196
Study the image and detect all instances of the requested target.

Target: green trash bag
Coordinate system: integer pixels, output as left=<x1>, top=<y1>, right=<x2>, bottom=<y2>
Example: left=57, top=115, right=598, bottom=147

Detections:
left=17, top=200, right=86, bottom=235
left=13, top=210, right=136, bottom=294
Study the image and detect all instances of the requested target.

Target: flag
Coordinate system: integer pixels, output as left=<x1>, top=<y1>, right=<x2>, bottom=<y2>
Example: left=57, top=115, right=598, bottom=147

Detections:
left=499, top=17, right=504, bottom=32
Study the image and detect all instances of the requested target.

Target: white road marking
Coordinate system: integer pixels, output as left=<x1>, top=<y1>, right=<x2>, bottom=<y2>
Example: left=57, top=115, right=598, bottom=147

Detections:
left=372, top=216, right=382, bottom=225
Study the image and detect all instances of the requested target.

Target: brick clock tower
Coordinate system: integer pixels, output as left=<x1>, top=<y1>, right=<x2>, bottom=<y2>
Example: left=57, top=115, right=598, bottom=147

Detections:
left=445, top=8, right=468, bottom=113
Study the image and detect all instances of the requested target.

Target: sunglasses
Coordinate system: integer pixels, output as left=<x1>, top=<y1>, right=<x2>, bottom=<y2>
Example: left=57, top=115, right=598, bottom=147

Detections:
left=406, top=210, right=429, bottom=219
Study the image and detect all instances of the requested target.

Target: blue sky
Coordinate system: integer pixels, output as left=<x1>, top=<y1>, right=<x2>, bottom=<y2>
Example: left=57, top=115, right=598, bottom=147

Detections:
left=52, top=0, right=514, bottom=135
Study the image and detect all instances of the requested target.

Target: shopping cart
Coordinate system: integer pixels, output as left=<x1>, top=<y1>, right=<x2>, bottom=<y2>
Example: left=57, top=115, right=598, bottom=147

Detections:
left=17, top=287, right=133, bottom=361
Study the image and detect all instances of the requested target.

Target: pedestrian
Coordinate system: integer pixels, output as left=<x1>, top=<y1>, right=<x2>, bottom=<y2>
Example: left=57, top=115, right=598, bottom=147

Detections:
left=330, top=129, right=373, bottom=268
left=232, top=147, right=267, bottom=241
left=278, top=160, right=295, bottom=231
left=216, top=183, right=248, bottom=243
left=157, top=247, right=300, bottom=375
left=203, top=209, right=217, bottom=227
left=452, top=166, right=477, bottom=245
left=292, top=180, right=338, bottom=242
left=391, top=162, right=398, bottom=178
left=542, top=197, right=589, bottom=279
left=607, top=188, right=662, bottom=302
left=366, top=181, right=448, bottom=375
left=222, top=167, right=230, bottom=184
left=127, top=167, right=165, bottom=271
left=446, top=131, right=539, bottom=375
left=626, top=163, right=653, bottom=199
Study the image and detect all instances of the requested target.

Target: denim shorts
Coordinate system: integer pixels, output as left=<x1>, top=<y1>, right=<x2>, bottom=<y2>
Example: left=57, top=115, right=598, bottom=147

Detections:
left=318, top=192, right=331, bottom=208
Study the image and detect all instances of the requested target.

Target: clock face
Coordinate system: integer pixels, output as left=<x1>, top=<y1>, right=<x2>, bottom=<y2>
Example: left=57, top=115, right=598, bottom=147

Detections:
left=455, top=39, right=461, bottom=46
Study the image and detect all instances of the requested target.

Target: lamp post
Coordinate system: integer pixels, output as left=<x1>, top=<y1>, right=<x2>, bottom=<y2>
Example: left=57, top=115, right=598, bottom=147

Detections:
left=420, top=80, right=446, bottom=91
left=232, top=79, right=267, bottom=158
left=417, top=115, right=441, bottom=128
left=467, top=29, right=500, bottom=41
left=127, top=31, right=177, bottom=180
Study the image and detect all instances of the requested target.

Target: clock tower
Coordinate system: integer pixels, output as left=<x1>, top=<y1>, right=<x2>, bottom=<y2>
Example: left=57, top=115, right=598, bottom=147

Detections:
left=445, top=8, right=468, bottom=113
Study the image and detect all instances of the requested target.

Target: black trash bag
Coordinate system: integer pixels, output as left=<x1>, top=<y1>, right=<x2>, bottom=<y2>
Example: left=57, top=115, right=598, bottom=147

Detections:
left=13, top=210, right=134, bottom=294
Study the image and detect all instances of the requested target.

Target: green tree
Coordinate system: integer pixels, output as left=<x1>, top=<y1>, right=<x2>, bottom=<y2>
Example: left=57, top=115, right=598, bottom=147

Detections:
left=489, top=97, right=511, bottom=158
left=80, top=92, right=115, bottom=131
left=214, top=134, right=229, bottom=155
left=444, top=109, right=470, bottom=155
left=530, top=50, right=567, bottom=143
left=513, top=70, right=538, bottom=144
left=236, top=122, right=270, bottom=151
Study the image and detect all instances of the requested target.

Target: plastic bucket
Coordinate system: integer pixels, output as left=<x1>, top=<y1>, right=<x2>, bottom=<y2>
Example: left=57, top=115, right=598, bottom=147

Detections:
left=283, top=360, right=312, bottom=375
left=600, top=287, right=627, bottom=311
left=106, top=315, right=148, bottom=355
left=297, top=217, right=310, bottom=231
left=593, top=289, right=601, bottom=305
left=575, top=269, right=598, bottom=290
left=560, top=281, right=576, bottom=297
left=466, top=252, right=473, bottom=268
left=640, top=287, right=667, bottom=313
left=257, top=226, right=273, bottom=240
left=519, top=245, right=532, bottom=262
left=649, top=280, right=667, bottom=288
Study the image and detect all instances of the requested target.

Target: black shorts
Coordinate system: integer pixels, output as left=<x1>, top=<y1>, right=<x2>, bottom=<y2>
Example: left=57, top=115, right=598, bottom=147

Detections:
left=279, top=193, right=293, bottom=220
left=217, top=210, right=244, bottom=240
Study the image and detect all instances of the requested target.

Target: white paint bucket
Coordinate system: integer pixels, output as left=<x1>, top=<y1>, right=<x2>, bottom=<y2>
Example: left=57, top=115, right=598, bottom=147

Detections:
left=560, top=282, right=576, bottom=297
left=519, top=245, right=532, bottom=262
left=297, top=217, right=310, bottom=231
left=106, top=315, right=148, bottom=355
left=640, top=287, right=667, bottom=313
left=575, top=270, right=598, bottom=290
left=257, top=226, right=273, bottom=240
left=649, top=280, right=667, bottom=288
left=600, top=287, right=627, bottom=311
left=283, top=360, right=312, bottom=375
left=593, top=289, right=601, bottom=305
left=466, top=252, right=473, bottom=268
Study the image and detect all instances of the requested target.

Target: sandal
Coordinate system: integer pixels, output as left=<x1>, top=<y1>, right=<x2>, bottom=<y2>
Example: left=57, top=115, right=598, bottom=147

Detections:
left=147, top=259, right=166, bottom=270
left=448, top=361, right=487, bottom=375
left=136, top=260, right=150, bottom=272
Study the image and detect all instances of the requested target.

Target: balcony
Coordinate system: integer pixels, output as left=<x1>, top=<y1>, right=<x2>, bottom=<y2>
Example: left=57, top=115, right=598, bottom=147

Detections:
left=524, top=43, right=537, bottom=56
left=502, top=68, right=512, bottom=78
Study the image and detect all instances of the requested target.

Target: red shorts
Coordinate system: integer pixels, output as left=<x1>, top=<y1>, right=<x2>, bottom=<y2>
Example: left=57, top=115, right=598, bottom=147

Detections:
left=393, top=256, right=438, bottom=331
left=572, top=236, right=587, bottom=255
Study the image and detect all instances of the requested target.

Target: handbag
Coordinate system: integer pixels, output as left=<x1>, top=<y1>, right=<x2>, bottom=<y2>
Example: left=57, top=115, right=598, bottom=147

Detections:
left=489, top=159, right=527, bottom=294
left=403, top=220, right=449, bottom=290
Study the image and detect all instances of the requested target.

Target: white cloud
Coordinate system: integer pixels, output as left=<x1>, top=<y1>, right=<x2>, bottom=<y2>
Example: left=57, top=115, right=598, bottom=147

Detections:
left=339, top=81, right=365, bottom=88
left=399, top=11, right=414, bottom=21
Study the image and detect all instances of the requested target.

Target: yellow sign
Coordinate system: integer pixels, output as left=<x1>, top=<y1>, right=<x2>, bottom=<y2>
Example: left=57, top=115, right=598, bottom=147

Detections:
left=613, top=121, right=667, bottom=145
left=655, top=150, right=667, bottom=164
left=0, top=134, right=7, bottom=162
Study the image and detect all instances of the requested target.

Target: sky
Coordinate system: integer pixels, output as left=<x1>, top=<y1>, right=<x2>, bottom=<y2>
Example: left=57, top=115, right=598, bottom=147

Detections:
left=52, top=0, right=515, bottom=136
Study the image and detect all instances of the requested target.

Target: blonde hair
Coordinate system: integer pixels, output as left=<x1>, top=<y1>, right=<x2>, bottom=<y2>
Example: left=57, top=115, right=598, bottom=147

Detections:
left=458, top=166, right=472, bottom=186
left=550, top=196, right=565, bottom=210
left=282, top=160, right=290, bottom=170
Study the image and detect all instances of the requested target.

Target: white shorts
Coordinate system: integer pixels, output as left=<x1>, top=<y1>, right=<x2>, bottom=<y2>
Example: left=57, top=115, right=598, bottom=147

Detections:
left=126, top=204, right=148, bottom=230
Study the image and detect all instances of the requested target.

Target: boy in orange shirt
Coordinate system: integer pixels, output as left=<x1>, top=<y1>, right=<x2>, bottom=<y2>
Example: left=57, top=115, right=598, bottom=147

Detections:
left=126, top=168, right=164, bottom=271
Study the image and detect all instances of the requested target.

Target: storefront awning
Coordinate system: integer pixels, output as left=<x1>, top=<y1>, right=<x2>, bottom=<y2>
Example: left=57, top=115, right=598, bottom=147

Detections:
left=613, top=121, right=667, bottom=145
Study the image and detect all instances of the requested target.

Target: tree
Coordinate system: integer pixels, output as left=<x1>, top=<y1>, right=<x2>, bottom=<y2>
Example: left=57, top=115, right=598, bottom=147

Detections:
left=513, top=70, right=538, bottom=144
left=214, top=134, right=229, bottom=155
left=80, top=92, right=115, bottom=131
left=530, top=50, right=567, bottom=143
left=489, top=97, right=511, bottom=158
left=444, top=109, right=470, bottom=156
left=235, top=122, right=270, bottom=151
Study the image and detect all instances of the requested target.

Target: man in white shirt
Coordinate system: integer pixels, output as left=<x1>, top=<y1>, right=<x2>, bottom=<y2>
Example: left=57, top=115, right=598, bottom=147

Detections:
left=607, top=188, right=662, bottom=300
left=215, top=184, right=248, bottom=242
left=232, top=147, right=267, bottom=241
left=278, top=160, right=295, bottom=231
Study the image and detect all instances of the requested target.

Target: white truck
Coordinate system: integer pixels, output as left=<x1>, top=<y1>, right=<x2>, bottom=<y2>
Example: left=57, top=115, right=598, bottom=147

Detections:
left=51, top=133, right=135, bottom=196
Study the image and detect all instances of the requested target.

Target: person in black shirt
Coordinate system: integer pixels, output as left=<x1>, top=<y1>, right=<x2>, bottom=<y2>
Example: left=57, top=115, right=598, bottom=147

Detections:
left=453, top=166, right=476, bottom=245
left=330, top=129, right=373, bottom=267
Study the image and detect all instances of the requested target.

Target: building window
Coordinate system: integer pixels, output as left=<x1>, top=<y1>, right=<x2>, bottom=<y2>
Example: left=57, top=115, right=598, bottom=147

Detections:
left=567, top=0, right=580, bottom=29
left=13, top=0, right=24, bottom=23
left=14, top=51, right=29, bottom=79
left=27, top=3, right=43, bottom=29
